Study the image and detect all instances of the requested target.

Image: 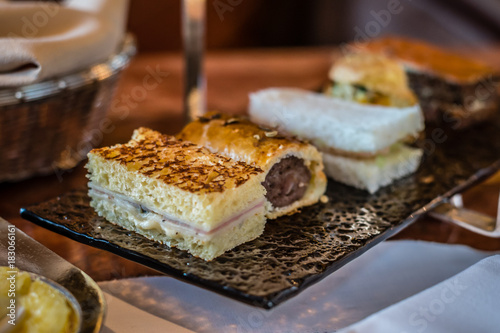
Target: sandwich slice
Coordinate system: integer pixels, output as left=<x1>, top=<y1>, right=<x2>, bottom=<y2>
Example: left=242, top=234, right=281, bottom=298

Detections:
left=249, top=88, right=424, bottom=193
left=326, top=52, right=417, bottom=108
left=351, top=36, right=500, bottom=129
left=177, top=112, right=327, bottom=219
left=86, top=127, right=267, bottom=261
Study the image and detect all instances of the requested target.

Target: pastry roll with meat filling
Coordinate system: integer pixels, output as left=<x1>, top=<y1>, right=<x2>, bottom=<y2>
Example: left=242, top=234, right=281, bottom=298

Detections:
left=177, top=112, right=327, bottom=219
left=86, top=127, right=267, bottom=261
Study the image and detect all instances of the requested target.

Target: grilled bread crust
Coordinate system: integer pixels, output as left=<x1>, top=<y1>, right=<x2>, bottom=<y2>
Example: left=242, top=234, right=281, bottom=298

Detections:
left=87, top=127, right=266, bottom=229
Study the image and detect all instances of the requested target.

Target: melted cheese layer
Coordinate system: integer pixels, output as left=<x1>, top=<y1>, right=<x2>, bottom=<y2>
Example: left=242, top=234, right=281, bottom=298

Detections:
left=88, top=183, right=265, bottom=241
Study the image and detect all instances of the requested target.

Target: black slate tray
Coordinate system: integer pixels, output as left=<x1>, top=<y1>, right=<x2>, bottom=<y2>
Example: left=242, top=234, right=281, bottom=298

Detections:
left=21, top=116, right=500, bottom=309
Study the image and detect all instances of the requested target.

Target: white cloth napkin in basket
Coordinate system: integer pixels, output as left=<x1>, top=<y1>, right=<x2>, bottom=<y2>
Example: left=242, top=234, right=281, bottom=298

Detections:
left=0, top=0, right=128, bottom=87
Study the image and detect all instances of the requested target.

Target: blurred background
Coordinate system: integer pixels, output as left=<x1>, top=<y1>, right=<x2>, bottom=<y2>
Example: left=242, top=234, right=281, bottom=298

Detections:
left=127, top=0, right=500, bottom=52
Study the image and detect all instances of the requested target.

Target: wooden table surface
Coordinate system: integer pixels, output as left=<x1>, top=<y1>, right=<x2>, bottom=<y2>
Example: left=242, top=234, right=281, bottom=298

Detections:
left=1, top=48, right=499, bottom=282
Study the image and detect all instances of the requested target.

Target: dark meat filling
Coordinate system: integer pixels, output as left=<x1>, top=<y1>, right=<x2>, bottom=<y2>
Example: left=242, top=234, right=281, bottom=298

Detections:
left=262, top=156, right=311, bottom=208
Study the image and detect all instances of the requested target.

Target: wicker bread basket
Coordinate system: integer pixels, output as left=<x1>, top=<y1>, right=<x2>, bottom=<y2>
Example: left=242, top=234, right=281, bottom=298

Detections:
left=0, top=34, right=136, bottom=182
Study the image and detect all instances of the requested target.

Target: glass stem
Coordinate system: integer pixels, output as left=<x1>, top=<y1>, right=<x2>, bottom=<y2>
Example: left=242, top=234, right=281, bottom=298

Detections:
left=182, top=0, right=206, bottom=124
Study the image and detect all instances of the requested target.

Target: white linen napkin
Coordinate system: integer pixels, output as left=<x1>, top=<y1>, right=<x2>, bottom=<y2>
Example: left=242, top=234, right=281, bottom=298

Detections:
left=0, top=0, right=128, bottom=87
left=337, top=254, right=500, bottom=333
left=101, top=292, right=195, bottom=333
left=99, top=241, right=498, bottom=333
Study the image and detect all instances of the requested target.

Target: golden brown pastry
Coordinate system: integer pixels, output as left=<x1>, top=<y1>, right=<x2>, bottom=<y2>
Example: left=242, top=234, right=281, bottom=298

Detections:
left=352, top=36, right=495, bottom=84
left=177, top=112, right=327, bottom=219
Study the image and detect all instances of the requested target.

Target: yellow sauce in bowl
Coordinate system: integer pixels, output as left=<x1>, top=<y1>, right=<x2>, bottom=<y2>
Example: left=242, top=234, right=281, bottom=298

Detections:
left=0, top=267, right=81, bottom=333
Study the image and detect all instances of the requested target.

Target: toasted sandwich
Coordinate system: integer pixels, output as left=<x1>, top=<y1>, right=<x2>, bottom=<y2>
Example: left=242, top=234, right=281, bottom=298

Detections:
left=326, top=52, right=417, bottom=108
left=86, top=127, right=267, bottom=260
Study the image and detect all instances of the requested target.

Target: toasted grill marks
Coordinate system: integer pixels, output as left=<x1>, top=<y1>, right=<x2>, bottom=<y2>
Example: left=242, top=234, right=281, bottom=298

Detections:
left=92, top=128, right=263, bottom=193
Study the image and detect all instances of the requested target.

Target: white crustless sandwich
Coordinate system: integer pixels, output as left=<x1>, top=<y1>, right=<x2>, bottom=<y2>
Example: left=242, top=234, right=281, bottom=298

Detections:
left=249, top=88, right=425, bottom=193
left=86, top=127, right=267, bottom=261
